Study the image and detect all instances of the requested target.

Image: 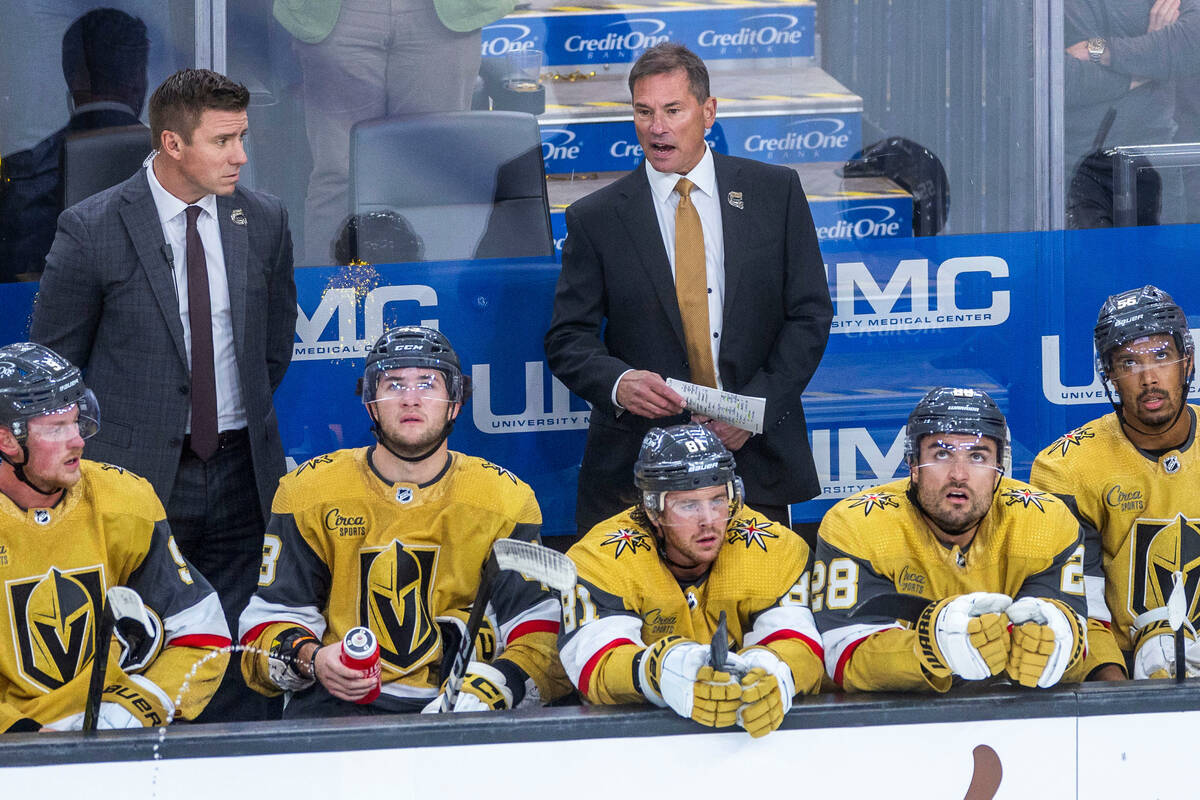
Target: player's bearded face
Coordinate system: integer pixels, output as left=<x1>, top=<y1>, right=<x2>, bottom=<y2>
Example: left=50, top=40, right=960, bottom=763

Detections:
left=22, top=408, right=87, bottom=490
left=1110, top=335, right=1190, bottom=429
left=657, top=485, right=730, bottom=569
left=910, top=434, right=1000, bottom=539
left=370, top=368, right=459, bottom=458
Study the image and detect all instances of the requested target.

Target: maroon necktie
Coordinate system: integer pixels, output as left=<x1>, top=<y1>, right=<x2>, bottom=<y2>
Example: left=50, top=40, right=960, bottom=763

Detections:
left=185, top=205, right=218, bottom=460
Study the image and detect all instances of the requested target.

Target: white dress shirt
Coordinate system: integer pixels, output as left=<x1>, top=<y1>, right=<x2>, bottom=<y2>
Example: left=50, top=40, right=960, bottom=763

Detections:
left=146, top=159, right=248, bottom=433
left=612, top=145, right=726, bottom=406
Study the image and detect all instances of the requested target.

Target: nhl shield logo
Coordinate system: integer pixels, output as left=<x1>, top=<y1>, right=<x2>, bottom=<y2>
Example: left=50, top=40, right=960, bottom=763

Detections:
left=1164, top=456, right=1181, bottom=474
left=395, top=486, right=414, bottom=504
left=33, top=510, right=50, bottom=525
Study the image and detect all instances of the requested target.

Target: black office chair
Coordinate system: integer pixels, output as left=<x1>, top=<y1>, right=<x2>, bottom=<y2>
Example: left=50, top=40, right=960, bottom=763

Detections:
left=62, top=125, right=153, bottom=207
left=349, top=111, right=553, bottom=262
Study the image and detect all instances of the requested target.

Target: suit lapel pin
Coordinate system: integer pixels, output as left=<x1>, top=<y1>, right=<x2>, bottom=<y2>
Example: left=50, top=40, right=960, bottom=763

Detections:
left=231, top=208, right=247, bottom=226
left=726, top=191, right=744, bottom=210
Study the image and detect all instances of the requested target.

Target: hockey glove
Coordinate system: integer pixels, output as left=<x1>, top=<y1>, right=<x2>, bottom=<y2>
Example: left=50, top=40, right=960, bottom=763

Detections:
left=637, top=636, right=742, bottom=728
left=267, top=627, right=320, bottom=691
left=914, top=592, right=1012, bottom=680
left=113, top=598, right=163, bottom=674
left=735, top=647, right=796, bottom=738
left=423, top=661, right=515, bottom=713
left=1005, top=597, right=1086, bottom=688
left=1132, top=620, right=1199, bottom=680
left=45, top=674, right=176, bottom=730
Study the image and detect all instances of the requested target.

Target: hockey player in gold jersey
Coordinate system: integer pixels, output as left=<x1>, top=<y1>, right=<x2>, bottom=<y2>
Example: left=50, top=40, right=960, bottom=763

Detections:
left=0, top=343, right=230, bottom=732
left=1031, top=286, right=1199, bottom=681
left=815, top=388, right=1088, bottom=693
left=560, top=424, right=824, bottom=738
left=239, top=327, right=569, bottom=716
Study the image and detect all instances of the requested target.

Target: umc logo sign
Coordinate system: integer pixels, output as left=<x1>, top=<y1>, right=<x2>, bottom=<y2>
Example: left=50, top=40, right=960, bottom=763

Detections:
left=827, top=255, right=1010, bottom=333
left=472, top=362, right=590, bottom=433
left=293, top=285, right=439, bottom=361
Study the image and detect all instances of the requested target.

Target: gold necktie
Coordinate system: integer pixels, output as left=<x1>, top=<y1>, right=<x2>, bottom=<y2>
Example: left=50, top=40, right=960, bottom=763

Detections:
left=673, top=178, right=716, bottom=388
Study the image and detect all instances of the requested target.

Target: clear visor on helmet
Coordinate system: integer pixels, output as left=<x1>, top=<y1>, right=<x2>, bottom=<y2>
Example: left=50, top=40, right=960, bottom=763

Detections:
left=362, top=366, right=454, bottom=406
left=650, top=478, right=743, bottom=527
left=664, top=494, right=731, bottom=523
left=1108, top=337, right=1187, bottom=378
left=24, top=389, right=100, bottom=442
left=913, top=436, right=1002, bottom=475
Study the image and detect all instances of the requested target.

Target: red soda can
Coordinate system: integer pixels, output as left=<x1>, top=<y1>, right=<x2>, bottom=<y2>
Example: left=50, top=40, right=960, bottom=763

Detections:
left=341, top=627, right=381, bottom=704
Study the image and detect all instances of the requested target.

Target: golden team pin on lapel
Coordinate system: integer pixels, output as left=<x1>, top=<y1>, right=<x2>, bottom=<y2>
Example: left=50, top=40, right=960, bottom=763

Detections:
left=231, top=208, right=247, bottom=226
left=726, top=191, right=743, bottom=209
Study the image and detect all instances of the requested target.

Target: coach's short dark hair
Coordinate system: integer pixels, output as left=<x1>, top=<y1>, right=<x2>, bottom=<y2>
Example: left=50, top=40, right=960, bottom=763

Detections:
left=149, top=69, right=249, bottom=145
left=627, top=43, right=709, bottom=104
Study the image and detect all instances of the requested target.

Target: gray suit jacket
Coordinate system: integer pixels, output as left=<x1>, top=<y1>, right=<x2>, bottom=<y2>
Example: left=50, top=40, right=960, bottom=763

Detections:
left=30, top=169, right=297, bottom=522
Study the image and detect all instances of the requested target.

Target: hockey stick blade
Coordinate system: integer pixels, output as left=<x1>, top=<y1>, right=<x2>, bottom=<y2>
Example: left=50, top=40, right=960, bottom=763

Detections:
left=849, top=592, right=933, bottom=622
left=438, top=540, right=577, bottom=712
left=491, top=538, right=577, bottom=595
left=710, top=610, right=729, bottom=671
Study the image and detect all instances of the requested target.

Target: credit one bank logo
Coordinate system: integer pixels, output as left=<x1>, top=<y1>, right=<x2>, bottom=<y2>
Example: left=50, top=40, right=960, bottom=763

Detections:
left=827, top=256, right=1010, bottom=333
left=1040, top=333, right=1200, bottom=405
left=542, top=128, right=582, bottom=163
left=697, top=14, right=805, bottom=48
left=563, top=18, right=669, bottom=54
left=744, top=117, right=851, bottom=156
left=816, top=205, right=903, bottom=241
left=481, top=24, right=538, bottom=57
left=293, top=285, right=439, bottom=361
left=472, top=362, right=590, bottom=432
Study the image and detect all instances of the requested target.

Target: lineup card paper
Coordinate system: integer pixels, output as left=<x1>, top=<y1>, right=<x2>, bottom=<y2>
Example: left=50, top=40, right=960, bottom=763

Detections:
left=667, top=378, right=765, bottom=435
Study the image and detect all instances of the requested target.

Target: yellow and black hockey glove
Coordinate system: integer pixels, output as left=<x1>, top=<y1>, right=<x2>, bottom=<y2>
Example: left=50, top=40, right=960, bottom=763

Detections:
left=914, top=593, right=1012, bottom=680
left=1005, top=597, right=1085, bottom=688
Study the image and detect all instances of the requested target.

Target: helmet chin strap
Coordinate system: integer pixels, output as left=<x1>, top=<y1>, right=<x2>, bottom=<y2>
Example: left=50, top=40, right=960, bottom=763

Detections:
left=0, top=446, right=61, bottom=498
left=369, top=405, right=457, bottom=464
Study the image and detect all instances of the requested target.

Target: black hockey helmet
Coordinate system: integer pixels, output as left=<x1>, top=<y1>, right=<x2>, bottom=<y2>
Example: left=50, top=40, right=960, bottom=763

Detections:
left=0, top=342, right=98, bottom=441
left=842, top=137, right=949, bottom=236
left=634, top=424, right=742, bottom=515
left=361, top=326, right=469, bottom=403
left=1093, top=285, right=1193, bottom=380
left=905, top=387, right=1007, bottom=469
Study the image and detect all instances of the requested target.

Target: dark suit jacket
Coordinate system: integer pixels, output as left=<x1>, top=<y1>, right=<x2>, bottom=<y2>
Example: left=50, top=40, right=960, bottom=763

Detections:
left=0, top=108, right=143, bottom=281
left=545, top=152, right=833, bottom=532
left=29, top=168, right=297, bottom=522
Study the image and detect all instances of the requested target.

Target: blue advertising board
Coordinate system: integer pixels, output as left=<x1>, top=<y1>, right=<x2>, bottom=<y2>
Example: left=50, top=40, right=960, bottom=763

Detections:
left=482, top=4, right=815, bottom=65
left=550, top=185, right=911, bottom=257
left=3, top=225, right=1197, bottom=536
left=540, top=112, right=861, bottom=174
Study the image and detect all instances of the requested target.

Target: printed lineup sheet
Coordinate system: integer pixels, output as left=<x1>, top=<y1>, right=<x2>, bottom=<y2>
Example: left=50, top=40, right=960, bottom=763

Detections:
left=667, top=378, right=766, bottom=434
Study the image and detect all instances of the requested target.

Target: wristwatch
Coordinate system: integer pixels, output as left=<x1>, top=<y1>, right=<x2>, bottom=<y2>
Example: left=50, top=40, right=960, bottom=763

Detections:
left=1087, top=37, right=1108, bottom=64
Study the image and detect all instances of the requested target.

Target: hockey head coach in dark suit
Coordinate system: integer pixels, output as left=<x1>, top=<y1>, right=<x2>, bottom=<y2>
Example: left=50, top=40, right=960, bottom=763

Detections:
left=30, top=69, right=296, bottom=721
left=545, top=43, right=833, bottom=537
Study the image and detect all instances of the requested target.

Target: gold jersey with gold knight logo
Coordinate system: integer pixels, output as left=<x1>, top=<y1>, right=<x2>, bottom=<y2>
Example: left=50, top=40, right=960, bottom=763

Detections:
left=814, top=477, right=1087, bottom=693
left=238, top=447, right=569, bottom=706
left=1031, top=406, right=1200, bottom=661
left=559, top=507, right=825, bottom=706
left=0, top=461, right=230, bottom=731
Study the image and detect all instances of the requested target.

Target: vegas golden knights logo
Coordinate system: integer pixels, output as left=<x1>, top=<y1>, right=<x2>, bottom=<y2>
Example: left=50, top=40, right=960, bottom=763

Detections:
left=1128, top=514, right=1200, bottom=623
left=359, top=541, right=441, bottom=674
left=7, top=567, right=103, bottom=692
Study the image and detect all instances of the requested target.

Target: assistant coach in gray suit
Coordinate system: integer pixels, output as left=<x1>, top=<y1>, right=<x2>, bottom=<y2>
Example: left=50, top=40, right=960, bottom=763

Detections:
left=31, top=69, right=296, bottom=722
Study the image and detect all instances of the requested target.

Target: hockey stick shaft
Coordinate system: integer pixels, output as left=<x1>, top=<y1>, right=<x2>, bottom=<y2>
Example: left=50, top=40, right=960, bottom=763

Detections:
left=83, top=599, right=115, bottom=732
left=439, top=553, right=500, bottom=712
